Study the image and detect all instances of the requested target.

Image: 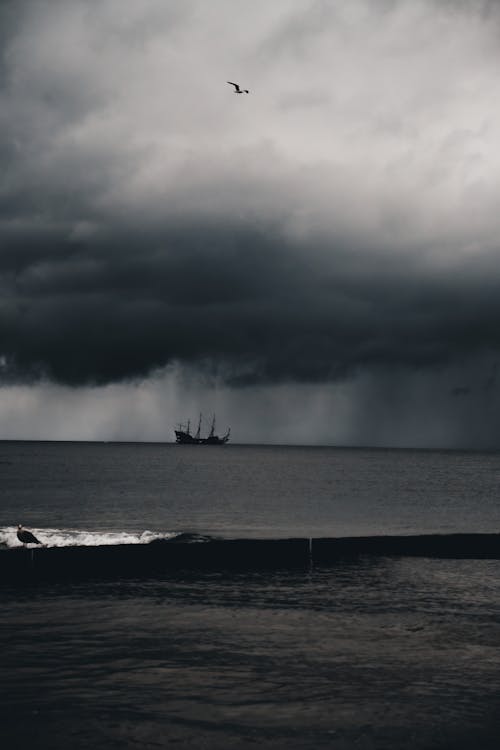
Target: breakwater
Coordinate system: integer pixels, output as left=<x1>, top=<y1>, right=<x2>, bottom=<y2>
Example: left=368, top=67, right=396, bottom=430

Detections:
left=2, top=533, right=500, bottom=583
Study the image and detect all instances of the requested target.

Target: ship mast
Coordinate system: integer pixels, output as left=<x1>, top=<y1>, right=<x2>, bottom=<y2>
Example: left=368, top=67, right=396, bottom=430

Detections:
left=194, top=413, right=202, bottom=441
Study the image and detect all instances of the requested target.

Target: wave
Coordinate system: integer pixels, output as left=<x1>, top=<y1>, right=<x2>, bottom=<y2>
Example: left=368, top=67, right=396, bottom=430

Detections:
left=2, top=532, right=500, bottom=583
left=0, top=526, right=178, bottom=549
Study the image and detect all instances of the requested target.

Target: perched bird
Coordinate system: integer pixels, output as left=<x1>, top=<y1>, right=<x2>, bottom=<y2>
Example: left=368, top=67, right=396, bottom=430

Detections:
left=227, top=81, right=249, bottom=94
left=17, top=524, right=42, bottom=546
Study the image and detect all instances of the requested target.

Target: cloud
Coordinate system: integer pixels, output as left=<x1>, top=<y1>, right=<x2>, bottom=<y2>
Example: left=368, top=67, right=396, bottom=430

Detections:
left=1, top=0, right=500, bottom=395
left=1, top=360, right=499, bottom=448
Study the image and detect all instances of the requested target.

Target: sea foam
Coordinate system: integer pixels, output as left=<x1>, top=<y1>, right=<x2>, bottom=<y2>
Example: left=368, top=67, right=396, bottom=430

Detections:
left=0, top=526, right=176, bottom=549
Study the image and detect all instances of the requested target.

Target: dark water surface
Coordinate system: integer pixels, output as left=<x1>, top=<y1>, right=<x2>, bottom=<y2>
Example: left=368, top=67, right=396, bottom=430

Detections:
left=3, top=560, right=500, bottom=749
left=2, top=442, right=500, bottom=748
left=1, top=441, right=500, bottom=538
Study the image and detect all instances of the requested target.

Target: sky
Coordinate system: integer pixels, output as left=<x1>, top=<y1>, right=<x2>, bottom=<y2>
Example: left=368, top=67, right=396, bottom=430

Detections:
left=1, top=0, right=500, bottom=447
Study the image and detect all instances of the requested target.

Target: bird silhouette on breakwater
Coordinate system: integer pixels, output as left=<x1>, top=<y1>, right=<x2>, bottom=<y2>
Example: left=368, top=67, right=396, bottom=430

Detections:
left=17, top=525, right=42, bottom=546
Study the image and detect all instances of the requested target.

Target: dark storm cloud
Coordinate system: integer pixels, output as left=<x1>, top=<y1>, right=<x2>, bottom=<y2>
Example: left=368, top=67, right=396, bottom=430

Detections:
left=2, top=0, right=500, bottom=389
left=2, top=217, right=500, bottom=387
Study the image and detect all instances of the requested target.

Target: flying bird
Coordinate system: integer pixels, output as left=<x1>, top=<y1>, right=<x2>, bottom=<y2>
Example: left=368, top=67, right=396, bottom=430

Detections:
left=17, top=524, right=42, bottom=546
left=227, top=81, right=249, bottom=94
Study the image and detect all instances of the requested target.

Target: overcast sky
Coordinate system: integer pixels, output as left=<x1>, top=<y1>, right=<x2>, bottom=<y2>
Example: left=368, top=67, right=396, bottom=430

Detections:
left=1, top=0, right=500, bottom=446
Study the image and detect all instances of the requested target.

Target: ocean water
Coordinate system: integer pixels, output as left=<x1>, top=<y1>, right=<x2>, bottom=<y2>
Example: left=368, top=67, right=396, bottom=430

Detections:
left=2, top=441, right=500, bottom=749
left=2, top=441, right=500, bottom=541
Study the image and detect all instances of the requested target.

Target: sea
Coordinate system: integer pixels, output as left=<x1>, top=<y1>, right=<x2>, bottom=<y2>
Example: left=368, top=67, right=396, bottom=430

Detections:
left=2, top=441, right=500, bottom=749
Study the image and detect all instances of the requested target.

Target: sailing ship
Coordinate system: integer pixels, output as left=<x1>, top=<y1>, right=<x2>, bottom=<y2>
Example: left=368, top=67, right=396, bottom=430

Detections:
left=174, top=414, right=230, bottom=445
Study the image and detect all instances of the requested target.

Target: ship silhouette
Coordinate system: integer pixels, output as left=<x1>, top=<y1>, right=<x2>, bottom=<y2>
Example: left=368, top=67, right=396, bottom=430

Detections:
left=175, top=414, right=230, bottom=445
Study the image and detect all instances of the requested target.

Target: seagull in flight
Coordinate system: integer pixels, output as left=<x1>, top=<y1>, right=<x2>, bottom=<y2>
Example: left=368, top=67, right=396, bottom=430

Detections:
left=227, top=81, right=249, bottom=94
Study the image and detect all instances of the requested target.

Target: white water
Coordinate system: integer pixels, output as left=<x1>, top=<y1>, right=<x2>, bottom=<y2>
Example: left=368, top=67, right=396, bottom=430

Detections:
left=0, top=526, right=176, bottom=548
